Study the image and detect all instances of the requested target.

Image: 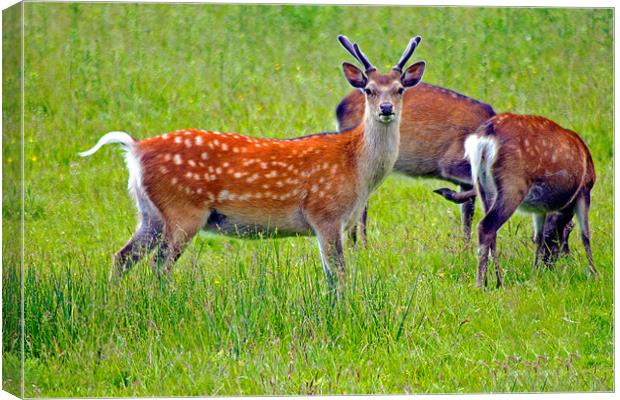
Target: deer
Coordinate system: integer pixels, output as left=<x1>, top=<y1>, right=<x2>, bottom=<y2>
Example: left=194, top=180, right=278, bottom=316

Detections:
left=434, top=113, right=597, bottom=288
left=336, top=38, right=576, bottom=253
left=335, top=36, right=496, bottom=244
left=79, top=35, right=426, bottom=297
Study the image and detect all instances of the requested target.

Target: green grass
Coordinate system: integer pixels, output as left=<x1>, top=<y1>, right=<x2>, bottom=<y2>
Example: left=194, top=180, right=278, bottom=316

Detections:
left=2, top=3, right=613, bottom=396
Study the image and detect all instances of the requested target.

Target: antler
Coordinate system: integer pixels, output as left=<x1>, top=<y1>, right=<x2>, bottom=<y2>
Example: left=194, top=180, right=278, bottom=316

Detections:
left=337, top=35, right=359, bottom=61
left=353, top=43, right=376, bottom=72
left=337, top=35, right=376, bottom=73
left=393, top=36, right=422, bottom=72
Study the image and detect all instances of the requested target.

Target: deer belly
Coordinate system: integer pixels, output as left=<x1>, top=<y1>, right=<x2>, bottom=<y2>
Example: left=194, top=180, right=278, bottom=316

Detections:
left=519, top=171, right=581, bottom=213
left=203, top=204, right=312, bottom=238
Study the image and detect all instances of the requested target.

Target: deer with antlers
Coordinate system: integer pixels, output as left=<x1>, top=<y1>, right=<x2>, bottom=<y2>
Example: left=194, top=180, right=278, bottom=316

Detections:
left=435, top=113, right=597, bottom=288
left=80, top=36, right=426, bottom=296
left=335, top=37, right=496, bottom=244
left=336, top=37, right=577, bottom=254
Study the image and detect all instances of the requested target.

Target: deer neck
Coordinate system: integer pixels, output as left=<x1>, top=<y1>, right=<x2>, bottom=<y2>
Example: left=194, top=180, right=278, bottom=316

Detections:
left=357, top=110, right=401, bottom=194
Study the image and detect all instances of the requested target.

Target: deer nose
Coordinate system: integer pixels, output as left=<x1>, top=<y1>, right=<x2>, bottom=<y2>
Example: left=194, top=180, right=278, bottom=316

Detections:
left=380, top=103, right=394, bottom=115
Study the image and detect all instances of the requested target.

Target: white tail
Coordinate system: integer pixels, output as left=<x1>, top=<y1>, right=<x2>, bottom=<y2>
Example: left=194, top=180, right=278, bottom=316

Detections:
left=79, top=131, right=135, bottom=157
left=464, top=133, right=498, bottom=193
left=80, top=131, right=144, bottom=195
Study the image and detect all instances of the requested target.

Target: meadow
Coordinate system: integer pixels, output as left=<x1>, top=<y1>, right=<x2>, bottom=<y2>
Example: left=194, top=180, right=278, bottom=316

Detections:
left=2, top=3, right=613, bottom=396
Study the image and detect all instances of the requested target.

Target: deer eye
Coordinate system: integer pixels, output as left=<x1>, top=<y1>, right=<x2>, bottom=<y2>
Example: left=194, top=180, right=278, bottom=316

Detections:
left=397, top=87, right=405, bottom=95
left=364, top=88, right=373, bottom=96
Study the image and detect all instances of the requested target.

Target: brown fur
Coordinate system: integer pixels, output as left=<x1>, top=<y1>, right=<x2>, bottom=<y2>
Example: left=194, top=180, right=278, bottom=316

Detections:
left=468, top=113, right=596, bottom=288
left=337, top=82, right=496, bottom=241
left=85, top=36, right=426, bottom=297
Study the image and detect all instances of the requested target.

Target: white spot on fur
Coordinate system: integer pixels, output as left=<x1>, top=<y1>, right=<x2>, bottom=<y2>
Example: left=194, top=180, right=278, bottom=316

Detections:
left=218, top=190, right=230, bottom=201
left=201, top=152, right=209, bottom=160
left=174, top=136, right=182, bottom=144
left=188, top=160, right=196, bottom=167
left=173, top=154, right=182, bottom=165
left=195, top=136, right=204, bottom=145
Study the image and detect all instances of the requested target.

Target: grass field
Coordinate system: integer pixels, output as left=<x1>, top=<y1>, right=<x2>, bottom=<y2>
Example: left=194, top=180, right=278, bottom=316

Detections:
left=2, top=3, right=614, bottom=396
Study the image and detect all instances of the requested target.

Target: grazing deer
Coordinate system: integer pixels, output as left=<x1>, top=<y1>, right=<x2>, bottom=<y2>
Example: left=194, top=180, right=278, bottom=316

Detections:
left=79, top=36, right=426, bottom=296
left=436, top=113, right=597, bottom=288
left=335, top=38, right=496, bottom=243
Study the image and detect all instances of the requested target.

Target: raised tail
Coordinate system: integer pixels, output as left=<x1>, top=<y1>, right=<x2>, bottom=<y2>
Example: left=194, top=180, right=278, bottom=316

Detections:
left=80, top=131, right=144, bottom=196
left=79, top=131, right=135, bottom=157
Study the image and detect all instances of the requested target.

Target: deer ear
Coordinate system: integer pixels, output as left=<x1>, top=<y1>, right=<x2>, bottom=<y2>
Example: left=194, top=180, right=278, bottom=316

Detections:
left=401, top=61, right=425, bottom=88
left=342, top=62, right=367, bottom=88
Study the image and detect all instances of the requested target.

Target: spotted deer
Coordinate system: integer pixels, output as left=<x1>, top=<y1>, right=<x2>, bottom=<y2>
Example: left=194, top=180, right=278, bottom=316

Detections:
left=435, top=113, right=597, bottom=288
left=335, top=37, right=496, bottom=243
left=79, top=36, right=426, bottom=295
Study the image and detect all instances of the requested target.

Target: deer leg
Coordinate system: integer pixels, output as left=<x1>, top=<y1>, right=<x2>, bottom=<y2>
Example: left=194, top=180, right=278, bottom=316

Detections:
left=113, top=212, right=163, bottom=277
left=575, top=191, right=597, bottom=276
left=314, top=222, right=346, bottom=297
left=459, top=184, right=476, bottom=243
left=433, top=188, right=476, bottom=204
left=532, top=213, right=546, bottom=267
left=151, top=211, right=207, bottom=275
left=475, top=185, right=524, bottom=289
left=358, top=206, right=368, bottom=247
left=348, top=204, right=368, bottom=248
left=540, top=209, right=575, bottom=268
left=560, top=220, right=575, bottom=256
left=490, top=236, right=502, bottom=288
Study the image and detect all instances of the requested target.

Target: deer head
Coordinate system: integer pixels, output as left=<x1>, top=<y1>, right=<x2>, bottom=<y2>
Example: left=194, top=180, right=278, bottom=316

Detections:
left=338, top=35, right=426, bottom=124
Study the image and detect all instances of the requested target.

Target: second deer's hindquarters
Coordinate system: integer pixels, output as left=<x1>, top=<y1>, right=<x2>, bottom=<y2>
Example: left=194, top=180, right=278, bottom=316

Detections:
left=466, top=113, right=597, bottom=288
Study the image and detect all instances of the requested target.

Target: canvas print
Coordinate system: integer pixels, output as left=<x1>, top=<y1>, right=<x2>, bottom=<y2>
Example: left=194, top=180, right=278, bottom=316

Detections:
left=2, top=2, right=613, bottom=397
